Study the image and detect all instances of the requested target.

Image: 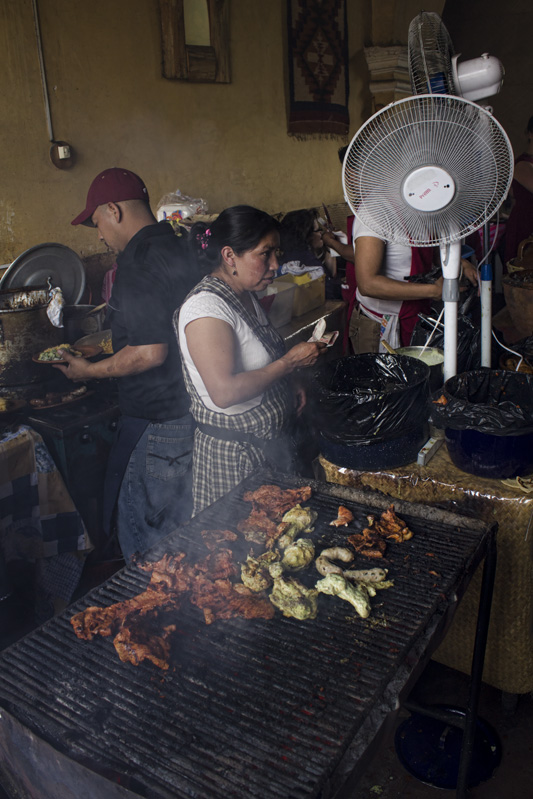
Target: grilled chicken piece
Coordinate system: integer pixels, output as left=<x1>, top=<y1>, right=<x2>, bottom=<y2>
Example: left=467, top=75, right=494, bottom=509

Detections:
left=241, top=550, right=279, bottom=592
left=379, top=505, right=413, bottom=541
left=316, top=573, right=371, bottom=618
left=315, top=547, right=353, bottom=576
left=329, top=505, right=354, bottom=527
left=343, top=567, right=388, bottom=583
left=200, top=529, right=238, bottom=551
left=269, top=574, right=318, bottom=620
left=274, top=505, right=317, bottom=550
left=113, top=621, right=176, bottom=670
left=281, top=538, right=315, bottom=572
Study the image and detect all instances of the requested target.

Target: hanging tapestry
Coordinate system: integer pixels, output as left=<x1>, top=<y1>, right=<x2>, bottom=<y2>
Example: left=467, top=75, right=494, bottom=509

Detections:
left=286, top=0, right=349, bottom=138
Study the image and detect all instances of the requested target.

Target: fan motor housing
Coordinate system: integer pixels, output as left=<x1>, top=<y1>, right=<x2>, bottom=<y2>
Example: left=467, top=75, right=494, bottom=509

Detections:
left=402, top=166, right=456, bottom=212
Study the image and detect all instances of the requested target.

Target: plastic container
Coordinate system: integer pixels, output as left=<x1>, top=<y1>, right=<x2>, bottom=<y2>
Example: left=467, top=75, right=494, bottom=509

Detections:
left=308, top=354, right=431, bottom=470
left=277, top=273, right=325, bottom=316
left=445, top=427, right=533, bottom=479
left=430, top=369, right=533, bottom=479
left=319, top=424, right=428, bottom=470
left=396, top=346, right=444, bottom=392
left=256, top=281, right=295, bottom=328
left=395, top=705, right=502, bottom=790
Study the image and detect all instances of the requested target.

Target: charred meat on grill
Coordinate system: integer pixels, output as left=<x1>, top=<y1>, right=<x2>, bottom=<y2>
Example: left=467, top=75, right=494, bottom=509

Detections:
left=242, top=484, right=313, bottom=520
left=347, top=505, right=413, bottom=557
left=113, top=621, right=176, bottom=670
left=70, top=589, right=179, bottom=640
left=238, top=485, right=313, bottom=546
left=190, top=575, right=275, bottom=625
left=237, top=509, right=278, bottom=545
left=200, top=529, right=239, bottom=551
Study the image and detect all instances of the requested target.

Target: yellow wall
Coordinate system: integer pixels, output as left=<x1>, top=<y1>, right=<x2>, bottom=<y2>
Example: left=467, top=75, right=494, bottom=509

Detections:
left=0, top=0, right=372, bottom=263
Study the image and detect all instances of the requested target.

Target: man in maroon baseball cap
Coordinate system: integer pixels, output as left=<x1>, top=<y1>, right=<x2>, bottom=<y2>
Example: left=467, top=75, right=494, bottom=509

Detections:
left=58, top=167, right=197, bottom=561
left=71, top=167, right=149, bottom=227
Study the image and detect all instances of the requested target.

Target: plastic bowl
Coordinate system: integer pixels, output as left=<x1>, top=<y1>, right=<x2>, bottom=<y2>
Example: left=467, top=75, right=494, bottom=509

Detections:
left=445, top=426, right=533, bottom=479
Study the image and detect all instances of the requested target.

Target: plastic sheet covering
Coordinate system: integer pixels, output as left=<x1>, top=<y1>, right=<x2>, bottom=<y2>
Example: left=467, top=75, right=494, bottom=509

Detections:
left=430, top=369, right=533, bottom=436
left=308, top=354, right=430, bottom=446
left=410, top=314, right=480, bottom=373
left=317, top=446, right=533, bottom=694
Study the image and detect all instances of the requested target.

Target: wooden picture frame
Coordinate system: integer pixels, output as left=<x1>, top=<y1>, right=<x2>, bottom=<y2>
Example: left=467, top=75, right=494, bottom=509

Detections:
left=159, top=0, right=230, bottom=83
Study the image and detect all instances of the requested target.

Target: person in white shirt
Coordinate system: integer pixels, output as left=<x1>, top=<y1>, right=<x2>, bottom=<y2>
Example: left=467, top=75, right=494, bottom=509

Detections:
left=175, top=205, right=326, bottom=514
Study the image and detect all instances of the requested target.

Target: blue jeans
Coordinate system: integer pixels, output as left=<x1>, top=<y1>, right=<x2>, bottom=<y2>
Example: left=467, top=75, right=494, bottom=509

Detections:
left=117, top=415, right=194, bottom=561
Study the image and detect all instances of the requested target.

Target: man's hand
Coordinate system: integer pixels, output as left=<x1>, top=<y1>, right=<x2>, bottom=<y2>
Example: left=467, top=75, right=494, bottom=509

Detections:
left=53, top=350, right=93, bottom=382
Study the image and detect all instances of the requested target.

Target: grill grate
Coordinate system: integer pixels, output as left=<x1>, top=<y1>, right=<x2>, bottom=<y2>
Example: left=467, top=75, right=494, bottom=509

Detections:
left=0, top=471, right=493, bottom=799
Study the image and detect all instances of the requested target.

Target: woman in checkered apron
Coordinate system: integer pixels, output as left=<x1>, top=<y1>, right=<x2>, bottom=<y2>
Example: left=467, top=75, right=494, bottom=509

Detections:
left=174, top=206, right=326, bottom=514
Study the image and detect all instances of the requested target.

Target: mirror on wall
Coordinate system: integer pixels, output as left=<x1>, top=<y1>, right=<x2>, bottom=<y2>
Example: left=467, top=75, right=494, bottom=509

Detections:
left=159, top=0, right=230, bottom=83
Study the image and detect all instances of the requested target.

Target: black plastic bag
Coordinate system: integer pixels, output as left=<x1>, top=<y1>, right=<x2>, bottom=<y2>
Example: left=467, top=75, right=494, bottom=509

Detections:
left=429, top=368, right=533, bottom=436
left=410, top=314, right=481, bottom=373
left=307, top=354, right=430, bottom=446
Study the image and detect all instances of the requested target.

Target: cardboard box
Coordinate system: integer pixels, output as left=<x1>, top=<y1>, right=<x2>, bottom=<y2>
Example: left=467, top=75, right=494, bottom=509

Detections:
left=277, top=273, right=326, bottom=317
left=256, top=281, right=296, bottom=328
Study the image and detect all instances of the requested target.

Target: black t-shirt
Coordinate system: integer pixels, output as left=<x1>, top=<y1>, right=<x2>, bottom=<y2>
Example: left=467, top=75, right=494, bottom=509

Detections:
left=107, top=222, right=196, bottom=420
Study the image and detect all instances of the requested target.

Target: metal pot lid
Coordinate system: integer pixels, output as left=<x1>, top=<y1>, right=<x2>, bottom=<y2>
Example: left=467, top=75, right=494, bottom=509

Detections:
left=0, top=243, right=86, bottom=305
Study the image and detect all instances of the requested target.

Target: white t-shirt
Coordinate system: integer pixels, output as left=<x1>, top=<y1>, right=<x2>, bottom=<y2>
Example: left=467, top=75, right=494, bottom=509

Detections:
left=353, top=217, right=412, bottom=319
left=178, top=291, right=272, bottom=415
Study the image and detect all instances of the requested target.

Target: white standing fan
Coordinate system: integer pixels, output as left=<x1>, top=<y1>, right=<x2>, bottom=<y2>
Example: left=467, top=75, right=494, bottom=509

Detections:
left=408, top=11, right=505, bottom=101
left=407, top=11, right=507, bottom=371
left=342, top=94, right=513, bottom=381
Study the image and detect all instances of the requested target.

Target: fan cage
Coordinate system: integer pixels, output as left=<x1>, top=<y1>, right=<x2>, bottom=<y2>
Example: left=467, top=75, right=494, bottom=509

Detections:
left=408, top=11, right=458, bottom=96
left=342, top=94, right=513, bottom=247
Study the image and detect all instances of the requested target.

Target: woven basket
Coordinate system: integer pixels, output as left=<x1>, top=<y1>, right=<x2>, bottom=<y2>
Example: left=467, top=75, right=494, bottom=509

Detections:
left=503, top=268, right=533, bottom=338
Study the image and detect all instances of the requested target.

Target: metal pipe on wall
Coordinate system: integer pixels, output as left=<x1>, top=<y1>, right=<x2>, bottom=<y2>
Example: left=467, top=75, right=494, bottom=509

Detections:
left=31, top=0, right=54, bottom=142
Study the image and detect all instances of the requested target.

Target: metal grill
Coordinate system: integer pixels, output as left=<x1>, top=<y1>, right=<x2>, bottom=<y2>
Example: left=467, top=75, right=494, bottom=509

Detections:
left=0, top=472, right=494, bottom=799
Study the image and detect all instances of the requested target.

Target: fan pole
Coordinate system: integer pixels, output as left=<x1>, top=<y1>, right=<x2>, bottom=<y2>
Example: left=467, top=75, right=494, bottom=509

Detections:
left=440, top=241, right=461, bottom=382
left=480, top=262, right=492, bottom=367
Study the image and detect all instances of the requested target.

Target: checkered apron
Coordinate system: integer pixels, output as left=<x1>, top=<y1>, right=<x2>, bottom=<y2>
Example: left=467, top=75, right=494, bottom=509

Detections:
left=176, top=276, right=294, bottom=514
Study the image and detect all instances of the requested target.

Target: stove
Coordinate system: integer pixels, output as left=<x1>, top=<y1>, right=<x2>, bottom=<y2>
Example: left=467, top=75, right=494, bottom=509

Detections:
left=27, top=387, right=120, bottom=552
left=0, top=472, right=495, bottom=799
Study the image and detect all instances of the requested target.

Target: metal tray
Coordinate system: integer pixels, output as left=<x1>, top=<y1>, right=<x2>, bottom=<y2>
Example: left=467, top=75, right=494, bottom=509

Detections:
left=0, top=243, right=86, bottom=305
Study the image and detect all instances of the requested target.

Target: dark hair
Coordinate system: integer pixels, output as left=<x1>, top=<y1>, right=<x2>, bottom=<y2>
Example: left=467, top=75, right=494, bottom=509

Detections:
left=189, top=205, right=279, bottom=275
left=338, top=145, right=348, bottom=164
left=279, top=208, right=318, bottom=253
left=527, top=116, right=533, bottom=135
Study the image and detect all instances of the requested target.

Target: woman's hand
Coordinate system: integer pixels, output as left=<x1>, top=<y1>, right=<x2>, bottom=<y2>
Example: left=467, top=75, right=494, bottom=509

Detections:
left=282, top=341, right=326, bottom=370
left=461, top=259, right=479, bottom=287
left=294, top=384, right=307, bottom=416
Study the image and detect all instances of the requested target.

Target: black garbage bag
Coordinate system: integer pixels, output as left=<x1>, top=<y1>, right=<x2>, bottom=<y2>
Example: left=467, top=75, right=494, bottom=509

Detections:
left=429, top=369, right=533, bottom=436
left=307, top=354, right=430, bottom=446
left=410, top=314, right=481, bottom=373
